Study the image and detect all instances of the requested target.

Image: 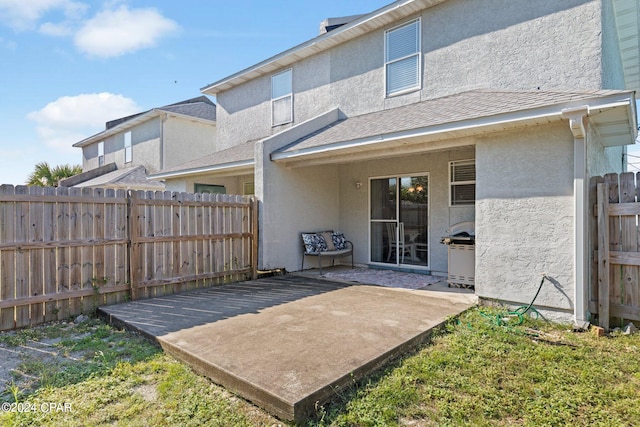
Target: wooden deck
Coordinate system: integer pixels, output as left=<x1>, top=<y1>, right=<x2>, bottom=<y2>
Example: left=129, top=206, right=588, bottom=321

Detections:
left=99, top=273, right=477, bottom=422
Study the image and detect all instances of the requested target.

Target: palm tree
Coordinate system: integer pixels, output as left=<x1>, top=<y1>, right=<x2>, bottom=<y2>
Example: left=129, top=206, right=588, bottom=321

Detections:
left=26, top=162, right=82, bottom=187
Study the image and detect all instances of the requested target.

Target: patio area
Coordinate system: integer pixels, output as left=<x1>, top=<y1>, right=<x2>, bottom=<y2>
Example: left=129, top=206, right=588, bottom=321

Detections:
left=98, top=269, right=477, bottom=422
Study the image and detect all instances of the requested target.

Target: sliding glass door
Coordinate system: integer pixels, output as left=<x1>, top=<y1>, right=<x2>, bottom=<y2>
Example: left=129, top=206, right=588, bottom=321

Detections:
left=370, top=175, right=429, bottom=268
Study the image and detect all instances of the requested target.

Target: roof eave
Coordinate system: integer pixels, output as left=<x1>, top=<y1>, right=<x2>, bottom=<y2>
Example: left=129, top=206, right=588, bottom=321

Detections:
left=72, top=109, right=162, bottom=148
left=148, top=160, right=255, bottom=180
left=271, top=92, right=637, bottom=163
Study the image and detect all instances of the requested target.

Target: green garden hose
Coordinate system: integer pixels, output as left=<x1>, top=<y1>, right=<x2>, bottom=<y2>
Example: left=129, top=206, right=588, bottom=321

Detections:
left=480, top=274, right=548, bottom=327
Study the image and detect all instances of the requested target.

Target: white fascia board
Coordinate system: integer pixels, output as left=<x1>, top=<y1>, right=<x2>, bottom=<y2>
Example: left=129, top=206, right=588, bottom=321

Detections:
left=149, top=160, right=255, bottom=180
left=72, top=110, right=160, bottom=148
left=271, top=92, right=636, bottom=162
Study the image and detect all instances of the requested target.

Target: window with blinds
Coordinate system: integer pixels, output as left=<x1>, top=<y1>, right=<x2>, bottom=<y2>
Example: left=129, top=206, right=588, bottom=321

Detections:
left=385, top=19, right=421, bottom=97
left=450, top=160, right=476, bottom=206
left=271, top=69, right=292, bottom=126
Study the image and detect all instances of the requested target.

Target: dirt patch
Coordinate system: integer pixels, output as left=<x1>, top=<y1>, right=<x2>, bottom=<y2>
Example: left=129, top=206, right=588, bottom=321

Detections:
left=0, top=319, right=118, bottom=401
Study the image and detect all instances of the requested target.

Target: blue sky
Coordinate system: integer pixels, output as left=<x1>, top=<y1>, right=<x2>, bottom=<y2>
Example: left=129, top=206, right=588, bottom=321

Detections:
left=0, top=0, right=391, bottom=185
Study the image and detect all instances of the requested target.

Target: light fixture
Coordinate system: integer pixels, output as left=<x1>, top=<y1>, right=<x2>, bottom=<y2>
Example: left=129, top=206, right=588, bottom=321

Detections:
left=356, top=181, right=362, bottom=189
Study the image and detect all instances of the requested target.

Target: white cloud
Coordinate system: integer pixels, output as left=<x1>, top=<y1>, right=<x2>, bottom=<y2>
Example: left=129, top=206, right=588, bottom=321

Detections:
left=27, top=93, right=141, bottom=154
left=0, top=0, right=86, bottom=30
left=74, top=5, right=179, bottom=58
left=39, top=21, right=73, bottom=36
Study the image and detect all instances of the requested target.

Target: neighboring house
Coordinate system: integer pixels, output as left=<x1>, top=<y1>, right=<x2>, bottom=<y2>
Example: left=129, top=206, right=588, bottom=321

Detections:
left=65, top=96, right=217, bottom=190
left=150, top=0, right=639, bottom=325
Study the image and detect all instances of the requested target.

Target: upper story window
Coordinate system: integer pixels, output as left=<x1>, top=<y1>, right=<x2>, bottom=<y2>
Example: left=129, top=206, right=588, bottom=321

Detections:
left=124, top=131, right=132, bottom=163
left=385, top=19, right=421, bottom=97
left=98, top=141, right=105, bottom=167
left=271, top=69, right=292, bottom=126
left=449, top=160, right=476, bottom=206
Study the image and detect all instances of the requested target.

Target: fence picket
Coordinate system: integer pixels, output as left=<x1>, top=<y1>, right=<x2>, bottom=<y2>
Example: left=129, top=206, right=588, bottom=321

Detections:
left=14, top=185, right=30, bottom=328
left=28, top=186, right=44, bottom=325
left=56, top=186, right=70, bottom=319
left=0, top=184, right=15, bottom=329
left=43, top=187, right=57, bottom=322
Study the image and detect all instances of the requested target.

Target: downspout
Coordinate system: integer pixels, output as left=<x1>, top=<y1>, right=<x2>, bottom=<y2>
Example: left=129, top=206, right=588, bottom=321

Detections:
left=562, top=106, right=589, bottom=329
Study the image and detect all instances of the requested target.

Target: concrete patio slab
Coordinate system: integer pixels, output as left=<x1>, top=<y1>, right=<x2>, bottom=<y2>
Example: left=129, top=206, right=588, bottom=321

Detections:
left=99, top=273, right=477, bottom=422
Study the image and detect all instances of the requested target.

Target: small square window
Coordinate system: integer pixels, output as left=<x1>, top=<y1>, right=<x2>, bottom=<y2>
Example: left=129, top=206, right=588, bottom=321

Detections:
left=449, top=160, right=475, bottom=206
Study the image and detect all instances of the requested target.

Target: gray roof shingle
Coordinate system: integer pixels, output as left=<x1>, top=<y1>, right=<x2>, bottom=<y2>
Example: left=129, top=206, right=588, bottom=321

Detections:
left=276, top=89, right=629, bottom=154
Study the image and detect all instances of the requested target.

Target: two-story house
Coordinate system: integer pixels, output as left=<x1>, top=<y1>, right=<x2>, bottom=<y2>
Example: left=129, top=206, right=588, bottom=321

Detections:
left=150, top=0, right=639, bottom=325
left=65, top=96, right=217, bottom=191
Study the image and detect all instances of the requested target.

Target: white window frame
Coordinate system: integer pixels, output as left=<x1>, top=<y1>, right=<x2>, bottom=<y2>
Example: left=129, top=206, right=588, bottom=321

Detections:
left=449, top=159, right=476, bottom=207
left=124, top=131, right=132, bottom=163
left=384, top=18, right=422, bottom=97
left=271, top=68, right=293, bottom=126
left=98, top=141, right=105, bottom=167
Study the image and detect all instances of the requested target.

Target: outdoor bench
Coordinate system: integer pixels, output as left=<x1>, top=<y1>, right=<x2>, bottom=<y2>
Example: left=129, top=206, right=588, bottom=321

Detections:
left=301, top=231, right=354, bottom=275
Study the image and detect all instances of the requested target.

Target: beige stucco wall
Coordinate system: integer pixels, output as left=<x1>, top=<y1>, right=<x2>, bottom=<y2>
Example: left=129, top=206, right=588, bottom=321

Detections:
left=163, top=116, right=216, bottom=170
left=81, top=118, right=162, bottom=172
left=475, top=122, right=576, bottom=316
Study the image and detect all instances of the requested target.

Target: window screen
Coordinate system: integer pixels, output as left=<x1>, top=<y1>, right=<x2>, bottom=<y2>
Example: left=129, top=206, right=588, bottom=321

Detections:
left=385, top=20, right=420, bottom=96
left=450, top=160, right=476, bottom=206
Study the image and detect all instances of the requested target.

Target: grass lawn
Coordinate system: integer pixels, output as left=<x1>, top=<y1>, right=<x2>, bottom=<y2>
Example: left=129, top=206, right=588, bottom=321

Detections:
left=1, top=308, right=639, bottom=426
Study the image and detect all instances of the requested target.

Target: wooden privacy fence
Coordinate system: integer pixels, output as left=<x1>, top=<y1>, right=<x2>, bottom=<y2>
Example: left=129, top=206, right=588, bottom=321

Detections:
left=592, top=173, right=640, bottom=330
left=0, top=185, right=257, bottom=331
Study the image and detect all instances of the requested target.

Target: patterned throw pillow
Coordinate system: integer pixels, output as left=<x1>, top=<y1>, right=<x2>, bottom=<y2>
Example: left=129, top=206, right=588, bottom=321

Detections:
left=302, top=233, right=327, bottom=253
left=332, top=232, right=347, bottom=250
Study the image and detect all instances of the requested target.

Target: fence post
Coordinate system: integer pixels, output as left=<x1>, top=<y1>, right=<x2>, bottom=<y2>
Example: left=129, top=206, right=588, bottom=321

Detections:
left=251, top=197, right=259, bottom=280
left=597, top=182, right=610, bottom=330
left=128, top=190, right=139, bottom=300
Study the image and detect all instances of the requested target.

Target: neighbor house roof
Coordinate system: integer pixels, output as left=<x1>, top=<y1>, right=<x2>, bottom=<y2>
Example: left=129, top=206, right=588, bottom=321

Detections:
left=148, top=140, right=256, bottom=180
left=73, top=96, right=216, bottom=148
left=271, top=89, right=637, bottom=164
left=73, top=165, right=165, bottom=190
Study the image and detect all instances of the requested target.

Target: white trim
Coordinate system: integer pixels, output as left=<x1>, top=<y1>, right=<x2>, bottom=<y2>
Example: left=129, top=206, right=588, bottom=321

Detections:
left=73, top=109, right=216, bottom=148
left=148, top=159, right=255, bottom=180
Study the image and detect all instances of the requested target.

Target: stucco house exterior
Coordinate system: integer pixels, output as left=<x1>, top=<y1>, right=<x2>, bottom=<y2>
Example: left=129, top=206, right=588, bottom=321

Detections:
left=150, top=0, right=639, bottom=325
left=65, top=96, right=217, bottom=190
